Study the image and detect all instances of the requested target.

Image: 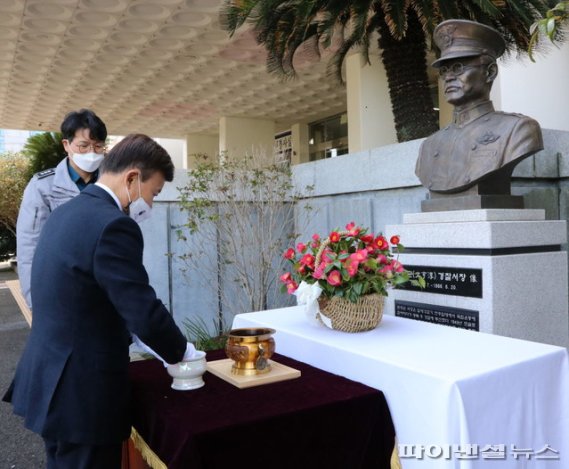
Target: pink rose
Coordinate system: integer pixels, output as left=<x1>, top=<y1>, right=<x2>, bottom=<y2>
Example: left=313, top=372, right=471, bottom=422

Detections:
left=390, top=235, right=400, bottom=245
left=376, top=254, right=388, bottom=264
left=350, top=249, right=368, bottom=262
left=300, top=253, right=315, bottom=267
left=379, top=264, right=393, bottom=279
left=283, top=248, right=295, bottom=260
left=329, top=231, right=340, bottom=243
left=313, top=264, right=325, bottom=279
left=346, top=259, right=359, bottom=277
left=345, top=221, right=355, bottom=231
left=391, top=260, right=404, bottom=273
left=327, top=270, right=342, bottom=286
left=287, top=281, right=299, bottom=294
left=279, top=272, right=292, bottom=283
left=296, top=242, right=307, bottom=253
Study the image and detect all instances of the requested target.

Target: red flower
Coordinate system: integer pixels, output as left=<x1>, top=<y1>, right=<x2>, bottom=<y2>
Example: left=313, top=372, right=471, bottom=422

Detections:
left=327, top=270, right=342, bottom=286
left=345, top=258, right=359, bottom=277
left=391, top=260, right=404, bottom=273
left=350, top=249, right=368, bottom=263
left=313, top=264, right=326, bottom=279
left=287, top=281, right=299, bottom=294
left=379, top=264, right=394, bottom=279
left=323, top=249, right=334, bottom=263
left=283, top=248, right=295, bottom=260
left=348, top=227, right=361, bottom=237
left=374, top=236, right=388, bottom=250
left=279, top=272, right=292, bottom=283
left=281, top=224, right=412, bottom=300
left=300, top=253, right=315, bottom=267
left=376, top=254, right=388, bottom=265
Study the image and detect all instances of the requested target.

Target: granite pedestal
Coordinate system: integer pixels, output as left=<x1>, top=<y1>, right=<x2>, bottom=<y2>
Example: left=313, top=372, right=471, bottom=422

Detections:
left=385, top=209, right=569, bottom=347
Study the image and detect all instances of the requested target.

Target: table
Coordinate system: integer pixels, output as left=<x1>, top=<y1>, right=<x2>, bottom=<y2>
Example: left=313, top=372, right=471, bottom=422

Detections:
left=126, top=350, right=397, bottom=469
left=233, top=306, right=569, bottom=468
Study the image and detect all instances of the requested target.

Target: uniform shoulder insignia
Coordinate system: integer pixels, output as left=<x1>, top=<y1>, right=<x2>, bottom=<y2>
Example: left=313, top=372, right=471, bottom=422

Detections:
left=35, top=168, right=55, bottom=179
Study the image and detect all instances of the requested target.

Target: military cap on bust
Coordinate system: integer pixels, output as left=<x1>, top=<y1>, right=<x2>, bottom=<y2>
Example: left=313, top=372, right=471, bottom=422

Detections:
left=432, top=19, right=506, bottom=68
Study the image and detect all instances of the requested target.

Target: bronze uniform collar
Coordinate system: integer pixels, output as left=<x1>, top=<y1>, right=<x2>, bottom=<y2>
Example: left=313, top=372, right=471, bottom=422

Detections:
left=452, top=101, right=495, bottom=127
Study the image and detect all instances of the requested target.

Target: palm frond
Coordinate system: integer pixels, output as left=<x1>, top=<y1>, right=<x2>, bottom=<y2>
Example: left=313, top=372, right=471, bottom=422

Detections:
left=220, top=0, right=262, bottom=35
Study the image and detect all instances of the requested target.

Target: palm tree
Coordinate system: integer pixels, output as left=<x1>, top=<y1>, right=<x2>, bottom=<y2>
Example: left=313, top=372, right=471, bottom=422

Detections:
left=529, top=1, right=569, bottom=60
left=22, top=132, right=65, bottom=180
left=221, top=1, right=548, bottom=142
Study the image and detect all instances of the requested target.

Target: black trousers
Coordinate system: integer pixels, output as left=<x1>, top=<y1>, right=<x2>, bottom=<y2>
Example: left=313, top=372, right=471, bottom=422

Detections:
left=44, top=438, right=122, bottom=469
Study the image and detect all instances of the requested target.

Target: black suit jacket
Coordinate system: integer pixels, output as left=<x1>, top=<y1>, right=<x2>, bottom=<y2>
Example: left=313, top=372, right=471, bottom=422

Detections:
left=3, top=185, right=187, bottom=445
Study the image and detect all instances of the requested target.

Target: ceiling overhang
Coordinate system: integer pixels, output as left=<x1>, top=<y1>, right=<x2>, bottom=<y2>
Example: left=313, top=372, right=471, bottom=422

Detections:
left=0, top=0, right=348, bottom=138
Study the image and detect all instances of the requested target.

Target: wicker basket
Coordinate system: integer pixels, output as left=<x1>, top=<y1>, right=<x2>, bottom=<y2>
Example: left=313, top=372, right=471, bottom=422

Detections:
left=317, top=294, right=384, bottom=332
left=314, top=231, right=384, bottom=333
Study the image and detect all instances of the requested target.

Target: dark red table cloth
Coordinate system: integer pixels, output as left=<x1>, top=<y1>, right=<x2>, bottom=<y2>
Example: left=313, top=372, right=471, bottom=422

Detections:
left=128, top=350, right=395, bottom=469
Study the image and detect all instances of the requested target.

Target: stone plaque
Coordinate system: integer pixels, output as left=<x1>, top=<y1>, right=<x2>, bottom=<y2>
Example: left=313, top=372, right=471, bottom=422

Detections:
left=395, top=300, right=479, bottom=331
left=399, top=265, right=483, bottom=298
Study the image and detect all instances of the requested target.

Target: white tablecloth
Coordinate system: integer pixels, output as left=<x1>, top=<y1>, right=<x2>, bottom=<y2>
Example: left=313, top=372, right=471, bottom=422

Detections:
left=232, top=306, right=569, bottom=468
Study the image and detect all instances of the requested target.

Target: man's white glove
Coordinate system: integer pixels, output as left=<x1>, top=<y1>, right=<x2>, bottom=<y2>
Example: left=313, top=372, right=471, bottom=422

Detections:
left=132, top=335, right=196, bottom=367
left=183, top=342, right=197, bottom=361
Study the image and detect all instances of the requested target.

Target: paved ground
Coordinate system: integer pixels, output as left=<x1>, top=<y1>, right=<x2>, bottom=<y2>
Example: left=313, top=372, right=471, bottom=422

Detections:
left=0, top=267, right=46, bottom=469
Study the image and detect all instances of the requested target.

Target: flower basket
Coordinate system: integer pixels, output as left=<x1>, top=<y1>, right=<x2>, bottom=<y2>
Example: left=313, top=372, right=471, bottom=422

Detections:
left=317, top=293, right=384, bottom=333
left=280, top=222, right=424, bottom=333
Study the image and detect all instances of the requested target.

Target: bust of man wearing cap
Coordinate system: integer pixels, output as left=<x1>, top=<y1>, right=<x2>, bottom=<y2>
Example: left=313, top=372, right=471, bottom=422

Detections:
left=415, top=19, right=543, bottom=211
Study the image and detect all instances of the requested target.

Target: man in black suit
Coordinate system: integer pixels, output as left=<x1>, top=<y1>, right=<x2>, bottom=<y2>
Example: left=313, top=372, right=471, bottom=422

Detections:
left=3, top=134, right=195, bottom=468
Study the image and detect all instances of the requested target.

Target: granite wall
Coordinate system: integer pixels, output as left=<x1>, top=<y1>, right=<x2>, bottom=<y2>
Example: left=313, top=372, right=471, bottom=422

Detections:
left=141, top=129, right=569, bottom=336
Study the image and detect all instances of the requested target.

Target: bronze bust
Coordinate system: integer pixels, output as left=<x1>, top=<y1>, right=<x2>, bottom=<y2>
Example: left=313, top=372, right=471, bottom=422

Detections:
left=415, top=20, right=543, bottom=212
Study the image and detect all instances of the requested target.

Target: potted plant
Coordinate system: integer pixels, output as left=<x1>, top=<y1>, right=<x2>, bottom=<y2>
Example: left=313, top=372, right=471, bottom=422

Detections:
left=280, top=222, right=424, bottom=332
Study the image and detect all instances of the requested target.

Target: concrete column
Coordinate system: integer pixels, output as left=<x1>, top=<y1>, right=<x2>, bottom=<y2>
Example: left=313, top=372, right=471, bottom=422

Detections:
left=219, top=116, right=275, bottom=163
left=291, top=122, right=309, bottom=165
left=154, top=137, right=186, bottom=170
left=492, top=41, right=569, bottom=132
left=185, top=133, right=219, bottom=168
left=346, top=52, right=397, bottom=153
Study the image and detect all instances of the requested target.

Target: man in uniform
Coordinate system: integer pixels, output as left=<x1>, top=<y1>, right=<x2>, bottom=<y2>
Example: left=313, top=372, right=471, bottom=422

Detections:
left=16, top=109, right=107, bottom=308
left=415, top=20, right=543, bottom=210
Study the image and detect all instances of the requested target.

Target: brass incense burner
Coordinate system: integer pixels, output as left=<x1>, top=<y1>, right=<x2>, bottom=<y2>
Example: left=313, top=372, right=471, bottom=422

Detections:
left=225, top=328, right=276, bottom=376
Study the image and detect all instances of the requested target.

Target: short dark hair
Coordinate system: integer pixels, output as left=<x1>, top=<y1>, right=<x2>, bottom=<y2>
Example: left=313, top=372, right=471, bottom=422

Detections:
left=60, top=109, right=107, bottom=142
left=100, top=134, right=175, bottom=182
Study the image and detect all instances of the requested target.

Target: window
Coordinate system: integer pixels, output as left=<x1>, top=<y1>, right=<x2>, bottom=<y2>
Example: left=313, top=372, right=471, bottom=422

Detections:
left=308, top=113, right=348, bottom=161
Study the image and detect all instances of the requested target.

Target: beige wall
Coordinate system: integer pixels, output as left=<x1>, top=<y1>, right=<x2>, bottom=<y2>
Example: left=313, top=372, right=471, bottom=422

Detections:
left=346, top=52, right=397, bottom=153
left=291, top=123, right=309, bottom=164
left=493, top=41, right=569, bottom=132
left=154, top=137, right=186, bottom=170
left=185, top=133, right=219, bottom=168
left=219, top=116, right=275, bottom=161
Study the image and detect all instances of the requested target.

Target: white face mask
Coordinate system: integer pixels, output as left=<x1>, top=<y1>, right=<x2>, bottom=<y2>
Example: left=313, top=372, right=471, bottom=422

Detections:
left=72, top=151, right=104, bottom=173
left=126, top=176, right=152, bottom=224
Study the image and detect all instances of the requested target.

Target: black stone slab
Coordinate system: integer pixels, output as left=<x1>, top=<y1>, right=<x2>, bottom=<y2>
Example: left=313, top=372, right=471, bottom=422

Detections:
left=398, top=265, right=483, bottom=298
left=395, top=300, right=480, bottom=331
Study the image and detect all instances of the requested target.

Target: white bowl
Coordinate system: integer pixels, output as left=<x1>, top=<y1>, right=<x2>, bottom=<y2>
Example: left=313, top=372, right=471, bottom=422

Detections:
left=166, top=350, right=207, bottom=391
